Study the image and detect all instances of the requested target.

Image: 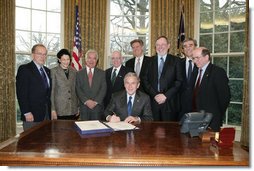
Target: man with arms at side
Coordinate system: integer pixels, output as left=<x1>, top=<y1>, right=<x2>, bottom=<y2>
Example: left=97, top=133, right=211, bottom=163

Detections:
left=76, top=49, right=107, bottom=120
left=125, top=39, right=150, bottom=92
left=142, top=36, right=183, bottom=121
left=104, top=50, right=132, bottom=108
left=16, top=44, right=51, bottom=131
left=104, top=72, right=153, bottom=123
left=178, top=38, right=198, bottom=121
left=192, top=47, right=231, bottom=132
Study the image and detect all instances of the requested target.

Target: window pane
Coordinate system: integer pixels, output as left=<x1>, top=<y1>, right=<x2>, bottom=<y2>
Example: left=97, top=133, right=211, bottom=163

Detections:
left=110, top=1, right=123, bottom=15
left=32, top=32, right=47, bottom=45
left=110, top=16, right=123, bottom=35
left=46, top=55, right=58, bottom=69
left=230, top=0, right=246, bottom=8
left=215, top=10, right=229, bottom=32
left=200, top=0, right=212, bottom=11
left=122, top=1, right=136, bottom=15
left=16, top=7, right=31, bottom=30
left=229, top=56, right=243, bottom=78
left=122, top=17, right=136, bottom=36
left=136, top=16, right=149, bottom=35
left=199, top=34, right=212, bottom=52
left=230, top=31, right=245, bottom=52
left=214, top=0, right=229, bottom=10
left=32, top=0, right=46, bottom=10
left=229, top=80, right=243, bottom=102
left=214, top=33, right=228, bottom=53
left=213, top=56, right=227, bottom=72
left=230, top=8, right=246, bottom=31
left=47, top=12, right=60, bottom=33
left=136, top=0, right=149, bottom=15
left=32, top=10, right=46, bottom=32
left=47, top=0, right=61, bottom=12
left=16, top=54, right=31, bottom=74
left=47, top=34, right=61, bottom=53
left=16, top=31, right=31, bottom=52
left=110, top=35, right=123, bottom=51
left=16, top=0, right=30, bottom=8
left=200, top=12, right=213, bottom=33
left=227, top=103, right=242, bottom=125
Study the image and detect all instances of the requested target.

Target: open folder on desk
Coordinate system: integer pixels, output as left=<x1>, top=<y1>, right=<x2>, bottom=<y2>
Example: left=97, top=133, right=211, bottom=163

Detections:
left=75, top=120, right=138, bottom=135
left=75, top=120, right=113, bottom=135
left=103, top=121, right=139, bottom=131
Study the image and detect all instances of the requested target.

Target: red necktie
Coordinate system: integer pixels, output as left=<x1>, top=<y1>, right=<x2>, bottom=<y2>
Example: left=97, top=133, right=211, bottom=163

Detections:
left=88, top=68, right=93, bottom=87
left=192, top=69, right=203, bottom=111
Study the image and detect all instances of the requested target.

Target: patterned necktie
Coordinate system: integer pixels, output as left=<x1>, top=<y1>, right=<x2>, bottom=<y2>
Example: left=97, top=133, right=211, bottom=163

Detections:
left=88, top=68, right=93, bottom=87
left=111, top=68, right=117, bottom=85
left=40, top=67, right=48, bottom=89
left=127, top=96, right=132, bottom=116
left=187, top=60, right=192, bottom=82
left=135, top=58, right=141, bottom=77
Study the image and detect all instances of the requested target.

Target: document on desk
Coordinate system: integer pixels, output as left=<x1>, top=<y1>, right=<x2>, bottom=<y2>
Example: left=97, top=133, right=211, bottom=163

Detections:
left=75, top=120, right=113, bottom=134
left=103, top=122, right=139, bottom=131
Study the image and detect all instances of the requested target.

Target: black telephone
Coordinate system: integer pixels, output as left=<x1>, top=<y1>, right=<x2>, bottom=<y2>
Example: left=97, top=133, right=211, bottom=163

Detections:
left=179, top=111, right=213, bottom=137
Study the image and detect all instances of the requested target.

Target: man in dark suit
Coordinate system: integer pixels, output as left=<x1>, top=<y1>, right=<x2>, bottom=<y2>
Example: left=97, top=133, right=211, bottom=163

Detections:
left=104, top=72, right=153, bottom=123
left=192, top=47, right=231, bottom=132
left=16, top=44, right=51, bottom=131
left=142, top=36, right=183, bottom=121
left=178, top=38, right=198, bottom=121
left=104, top=51, right=132, bottom=108
left=125, top=39, right=150, bottom=92
left=76, top=49, right=107, bottom=120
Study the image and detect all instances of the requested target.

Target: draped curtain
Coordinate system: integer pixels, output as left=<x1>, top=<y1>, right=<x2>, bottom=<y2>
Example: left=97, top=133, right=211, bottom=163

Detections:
left=150, top=0, right=194, bottom=55
left=240, top=0, right=249, bottom=148
left=0, top=0, right=16, bottom=142
left=64, top=0, right=107, bottom=69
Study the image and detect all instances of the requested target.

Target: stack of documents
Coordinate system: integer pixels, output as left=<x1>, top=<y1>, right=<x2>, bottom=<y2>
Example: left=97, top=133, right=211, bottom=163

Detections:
left=75, top=120, right=138, bottom=135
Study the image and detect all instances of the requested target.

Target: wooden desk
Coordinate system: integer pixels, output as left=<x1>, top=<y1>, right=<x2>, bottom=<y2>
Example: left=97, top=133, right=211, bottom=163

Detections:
left=0, top=120, right=249, bottom=166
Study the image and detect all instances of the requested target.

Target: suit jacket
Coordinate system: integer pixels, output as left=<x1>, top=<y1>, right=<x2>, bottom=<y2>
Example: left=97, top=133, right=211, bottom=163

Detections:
left=142, top=54, right=183, bottom=112
left=125, top=55, right=150, bottom=92
left=104, top=90, right=153, bottom=121
left=16, top=61, right=51, bottom=122
left=195, top=63, right=231, bottom=131
left=178, top=58, right=198, bottom=120
left=50, top=65, right=79, bottom=116
left=76, top=67, right=107, bottom=116
left=104, top=65, right=132, bottom=108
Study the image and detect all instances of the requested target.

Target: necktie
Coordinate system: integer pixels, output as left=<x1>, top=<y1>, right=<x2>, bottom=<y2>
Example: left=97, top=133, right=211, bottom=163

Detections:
left=40, top=67, right=48, bottom=89
left=158, top=57, right=164, bottom=91
left=135, top=58, right=141, bottom=77
left=187, top=60, right=192, bottom=82
left=127, top=96, right=132, bottom=116
left=111, top=68, right=117, bottom=85
left=88, top=68, right=93, bottom=87
left=192, top=69, right=203, bottom=111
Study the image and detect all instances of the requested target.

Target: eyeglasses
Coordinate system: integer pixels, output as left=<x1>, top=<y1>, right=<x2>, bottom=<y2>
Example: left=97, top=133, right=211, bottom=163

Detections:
left=34, top=53, right=47, bottom=57
left=192, top=56, right=202, bottom=61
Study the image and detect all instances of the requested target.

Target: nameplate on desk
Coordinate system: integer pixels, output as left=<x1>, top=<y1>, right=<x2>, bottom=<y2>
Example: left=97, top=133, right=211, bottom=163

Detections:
left=103, top=121, right=139, bottom=131
left=75, top=120, right=113, bottom=135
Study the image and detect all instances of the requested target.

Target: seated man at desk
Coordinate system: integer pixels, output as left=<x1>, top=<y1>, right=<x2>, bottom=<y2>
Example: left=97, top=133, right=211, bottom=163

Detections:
left=104, top=72, right=153, bottom=123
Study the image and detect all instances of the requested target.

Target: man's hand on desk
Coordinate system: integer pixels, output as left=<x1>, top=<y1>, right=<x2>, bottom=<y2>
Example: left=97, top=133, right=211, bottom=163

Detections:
left=108, top=115, right=121, bottom=122
left=124, top=116, right=140, bottom=124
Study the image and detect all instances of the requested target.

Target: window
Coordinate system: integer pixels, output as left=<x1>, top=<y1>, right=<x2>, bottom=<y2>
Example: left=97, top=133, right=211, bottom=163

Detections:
left=198, top=0, right=246, bottom=126
left=15, top=0, right=62, bottom=123
left=109, top=0, right=150, bottom=67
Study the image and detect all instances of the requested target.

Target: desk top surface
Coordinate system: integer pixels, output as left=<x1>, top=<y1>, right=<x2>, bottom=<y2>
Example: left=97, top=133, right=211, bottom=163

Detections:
left=0, top=120, right=249, bottom=166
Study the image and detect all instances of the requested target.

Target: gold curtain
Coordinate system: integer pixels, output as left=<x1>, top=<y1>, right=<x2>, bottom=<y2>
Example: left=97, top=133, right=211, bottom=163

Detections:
left=64, top=0, right=107, bottom=69
left=240, top=0, right=249, bottom=148
left=150, top=0, right=194, bottom=55
left=0, top=0, right=16, bottom=142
